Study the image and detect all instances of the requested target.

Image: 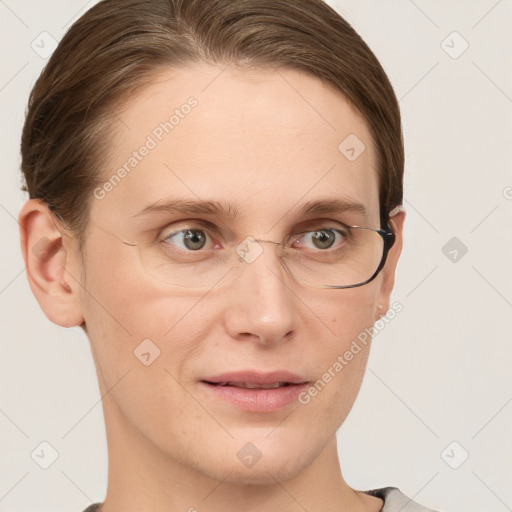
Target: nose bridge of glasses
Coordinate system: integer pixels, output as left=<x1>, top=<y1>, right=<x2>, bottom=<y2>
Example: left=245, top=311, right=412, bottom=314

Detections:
left=233, top=236, right=285, bottom=264
left=254, top=238, right=284, bottom=246
left=230, top=236, right=296, bottom=294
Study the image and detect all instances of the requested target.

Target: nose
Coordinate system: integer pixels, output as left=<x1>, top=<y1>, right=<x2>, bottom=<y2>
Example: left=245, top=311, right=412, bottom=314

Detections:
left=223, top=239, right=297, bottom=345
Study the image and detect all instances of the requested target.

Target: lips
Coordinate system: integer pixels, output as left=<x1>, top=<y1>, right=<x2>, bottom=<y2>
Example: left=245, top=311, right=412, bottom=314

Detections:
left=200, top=370, right=310, bottom=412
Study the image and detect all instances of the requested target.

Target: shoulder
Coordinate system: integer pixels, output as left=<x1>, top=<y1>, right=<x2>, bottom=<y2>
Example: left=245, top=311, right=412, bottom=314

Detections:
left=365, top=487, right=442, bottom=512
left=82, top=488, right=442, bottom=512
left=81, top=505, right=101, bottom=512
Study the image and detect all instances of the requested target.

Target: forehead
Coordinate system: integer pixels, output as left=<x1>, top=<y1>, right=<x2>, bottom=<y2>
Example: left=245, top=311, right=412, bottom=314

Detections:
left=93, top=63, right=379, bottom=229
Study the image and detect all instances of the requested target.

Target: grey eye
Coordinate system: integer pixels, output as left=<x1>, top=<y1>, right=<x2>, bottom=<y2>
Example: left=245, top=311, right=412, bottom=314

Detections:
left=167, top=229, right=208, bottom=250
left=184, top=230, right=207, bottom=250
left=310, top=230, right=337, bottom=249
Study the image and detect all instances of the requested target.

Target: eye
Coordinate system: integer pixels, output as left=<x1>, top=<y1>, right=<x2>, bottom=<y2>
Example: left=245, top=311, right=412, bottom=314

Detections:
left=293, top=228, right=347, bottom=250
left=163, top=228, right=214, bottom=251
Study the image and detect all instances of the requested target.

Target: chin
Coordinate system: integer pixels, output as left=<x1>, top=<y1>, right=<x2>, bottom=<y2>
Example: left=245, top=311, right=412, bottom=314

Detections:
left=219, top=456, right=306, bottom=487
left=196, top=435, right=313, bottom=486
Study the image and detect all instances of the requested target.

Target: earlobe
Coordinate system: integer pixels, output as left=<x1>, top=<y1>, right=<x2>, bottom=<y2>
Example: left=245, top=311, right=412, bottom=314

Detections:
left=18, top=199, right=85, bottom=328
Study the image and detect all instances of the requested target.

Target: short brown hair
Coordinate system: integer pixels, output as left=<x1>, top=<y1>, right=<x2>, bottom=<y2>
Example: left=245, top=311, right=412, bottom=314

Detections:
left=20, top=0, right=404, bottom=246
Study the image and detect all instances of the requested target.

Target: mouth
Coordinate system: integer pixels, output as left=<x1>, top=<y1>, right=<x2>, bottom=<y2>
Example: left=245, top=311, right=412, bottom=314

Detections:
left=202, top=381, right=293, bottom=389
left=199, top=373, right=310, bottom=412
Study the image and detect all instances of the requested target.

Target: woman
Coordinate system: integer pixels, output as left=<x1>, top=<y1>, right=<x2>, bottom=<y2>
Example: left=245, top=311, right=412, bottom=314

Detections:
left=18, top=0, right=439, bottom=510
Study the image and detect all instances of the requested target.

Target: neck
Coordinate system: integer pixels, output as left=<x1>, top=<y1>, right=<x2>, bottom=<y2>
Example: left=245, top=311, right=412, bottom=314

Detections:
left=98, top=397, right=382, bottom=512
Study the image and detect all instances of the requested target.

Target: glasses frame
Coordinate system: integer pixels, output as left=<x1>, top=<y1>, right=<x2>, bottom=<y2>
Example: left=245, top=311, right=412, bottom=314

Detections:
left=248, top=221, right=395, bottom=289
left=315, top=222, right=396, bottom=289
left=139, top=221, right=396, bottom=290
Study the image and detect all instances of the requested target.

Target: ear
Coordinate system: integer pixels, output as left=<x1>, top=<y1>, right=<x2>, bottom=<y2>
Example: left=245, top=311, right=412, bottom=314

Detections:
left=375, top=208, right=406, bottom=320
left=18, top=199, right=85, bottom=328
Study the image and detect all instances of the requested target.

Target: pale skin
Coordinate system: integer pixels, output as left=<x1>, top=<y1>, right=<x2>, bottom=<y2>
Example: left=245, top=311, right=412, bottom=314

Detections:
left=19, top=63, right=405, bottom=511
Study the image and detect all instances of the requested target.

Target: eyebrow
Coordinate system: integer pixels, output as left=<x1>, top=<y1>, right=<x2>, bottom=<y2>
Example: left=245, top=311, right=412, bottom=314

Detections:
left=134, top=199, right=240, bottom=218
left=134, top=197, right=367, bottom=219
left=298, top=198, right=367, bottom=217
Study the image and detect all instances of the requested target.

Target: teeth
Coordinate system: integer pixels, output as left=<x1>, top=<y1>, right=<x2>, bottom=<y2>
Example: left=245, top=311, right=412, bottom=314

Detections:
left=218, top=382, right=287, bottom=389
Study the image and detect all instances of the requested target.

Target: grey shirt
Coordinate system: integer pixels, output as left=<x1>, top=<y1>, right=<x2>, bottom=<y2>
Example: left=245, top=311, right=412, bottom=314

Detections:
left=81, top=486, right=440, bottom=511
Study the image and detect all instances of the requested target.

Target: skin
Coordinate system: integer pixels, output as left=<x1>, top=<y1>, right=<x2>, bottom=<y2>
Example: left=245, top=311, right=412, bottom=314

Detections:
left=19, top=63, right=405, bottom=512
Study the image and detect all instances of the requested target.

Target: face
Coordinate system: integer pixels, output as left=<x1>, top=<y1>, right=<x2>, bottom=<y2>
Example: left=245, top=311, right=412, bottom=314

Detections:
left=76, top=63, right=401, bottom=484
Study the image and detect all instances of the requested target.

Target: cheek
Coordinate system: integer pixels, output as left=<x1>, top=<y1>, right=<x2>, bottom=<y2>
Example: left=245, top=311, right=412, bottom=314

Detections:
left=306, top=281, right=380, bottom=344
left=82, top=237, right=210, bottom=333
left=80, top=244, right=219, bottom=392
left=81, top=264, right=220, bottom=447
left=296, top=284, right=380, bottom=418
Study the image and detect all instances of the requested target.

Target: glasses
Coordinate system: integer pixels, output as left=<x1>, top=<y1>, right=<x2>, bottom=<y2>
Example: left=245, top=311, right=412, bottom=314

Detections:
left=109, top=220, right=396, bottom=291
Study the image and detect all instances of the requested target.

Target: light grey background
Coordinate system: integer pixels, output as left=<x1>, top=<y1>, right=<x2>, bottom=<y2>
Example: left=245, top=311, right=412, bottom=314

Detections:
left=1, top=1, right=511, bottom=511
